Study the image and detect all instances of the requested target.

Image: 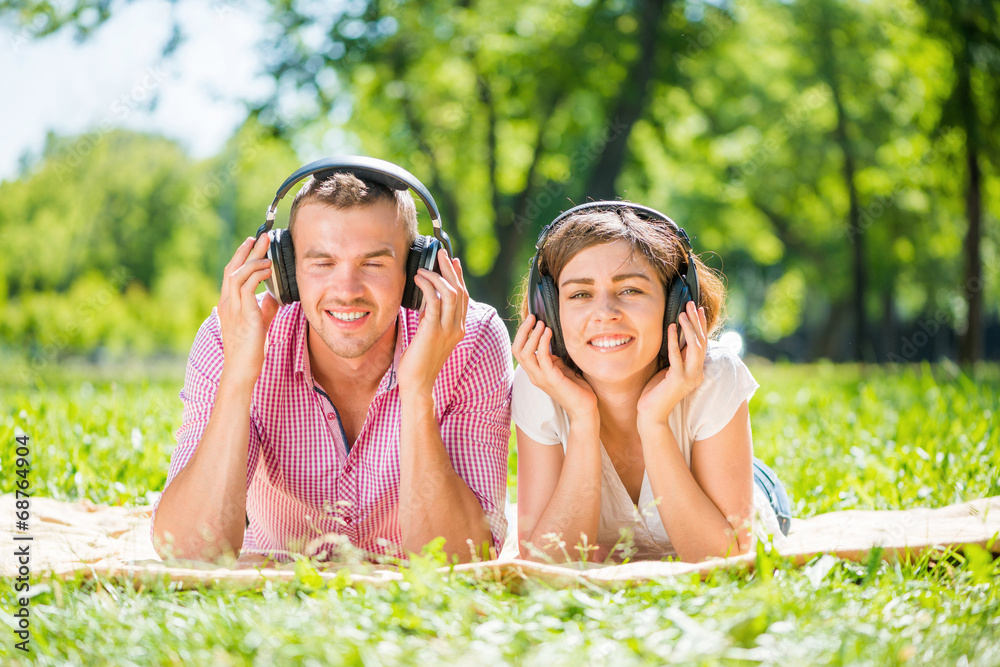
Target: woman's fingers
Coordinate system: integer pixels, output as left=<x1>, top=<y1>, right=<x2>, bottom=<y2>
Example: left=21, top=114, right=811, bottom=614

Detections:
left=666, top=322, right=682, bottom=369
left=678, top=307, right=707, bottom=378
left=535, top=329, right=557, bottom=373
left=524, top=319, right=546, bottom=357
left=686, top=301, right=707, bottom=344
left=515, top=319, right=545, bottom=369
left=512, top=315, right=536, bottom=358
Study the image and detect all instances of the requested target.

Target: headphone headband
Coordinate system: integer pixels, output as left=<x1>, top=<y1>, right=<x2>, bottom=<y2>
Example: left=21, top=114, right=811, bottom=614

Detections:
left=258, top=156, right=448, bottom=253
left=535, top=201, right=693, bottom=253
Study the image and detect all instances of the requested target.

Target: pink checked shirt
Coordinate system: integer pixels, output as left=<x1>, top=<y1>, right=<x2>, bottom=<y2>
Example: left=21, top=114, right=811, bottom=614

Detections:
left=153, top=299, right=513, bottom=560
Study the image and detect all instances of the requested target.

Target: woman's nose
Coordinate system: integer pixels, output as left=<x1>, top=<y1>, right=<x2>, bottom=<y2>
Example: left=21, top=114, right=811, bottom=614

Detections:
left=592, top=293, right=623, bottom=321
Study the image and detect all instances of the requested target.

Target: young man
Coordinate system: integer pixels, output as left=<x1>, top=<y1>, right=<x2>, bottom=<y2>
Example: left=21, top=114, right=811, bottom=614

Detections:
left=151, top=166, right=513, bottom=563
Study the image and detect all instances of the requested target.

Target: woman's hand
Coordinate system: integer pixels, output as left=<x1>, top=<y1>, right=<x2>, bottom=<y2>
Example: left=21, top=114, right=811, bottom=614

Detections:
left=637, top=301, right=709, bottom=430
left=512, top=314, right=598, bottom=423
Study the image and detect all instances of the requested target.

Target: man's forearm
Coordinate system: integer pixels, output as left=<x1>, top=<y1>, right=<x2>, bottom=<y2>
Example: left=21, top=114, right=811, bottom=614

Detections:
left=152, top=370, right=255, bottom=561
left=398, top=389, right=493, bottom=562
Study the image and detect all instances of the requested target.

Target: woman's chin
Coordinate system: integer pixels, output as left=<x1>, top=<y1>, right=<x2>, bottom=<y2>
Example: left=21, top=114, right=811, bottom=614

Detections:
left=571, top=352, right=659, bottom=387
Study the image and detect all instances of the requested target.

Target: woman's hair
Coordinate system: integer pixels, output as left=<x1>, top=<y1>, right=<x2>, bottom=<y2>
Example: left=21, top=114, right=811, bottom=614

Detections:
left=518, top=207, right=727, bottom=339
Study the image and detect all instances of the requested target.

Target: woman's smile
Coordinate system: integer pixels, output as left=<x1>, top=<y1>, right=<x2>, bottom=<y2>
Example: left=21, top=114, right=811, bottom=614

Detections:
left=587, top=334, right=635, bottom=350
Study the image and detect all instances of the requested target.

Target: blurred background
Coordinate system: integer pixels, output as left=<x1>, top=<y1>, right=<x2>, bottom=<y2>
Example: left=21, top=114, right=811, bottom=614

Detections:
left=0, top=0, right=997, bottom=373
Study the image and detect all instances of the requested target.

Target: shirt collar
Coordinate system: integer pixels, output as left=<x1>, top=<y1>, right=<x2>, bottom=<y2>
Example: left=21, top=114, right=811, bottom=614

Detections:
left=294, top=305, right=410, bottom=394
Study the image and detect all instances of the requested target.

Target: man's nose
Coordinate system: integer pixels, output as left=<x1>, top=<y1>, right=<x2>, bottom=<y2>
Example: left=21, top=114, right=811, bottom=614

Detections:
left=331, top=266, right=366, bottom=300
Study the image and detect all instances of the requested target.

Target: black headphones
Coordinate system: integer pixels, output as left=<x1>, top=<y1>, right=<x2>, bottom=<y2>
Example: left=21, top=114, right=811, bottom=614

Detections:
left=527, top=201, right=700, bottom=367
left=254, top=156, right=453, bottom=311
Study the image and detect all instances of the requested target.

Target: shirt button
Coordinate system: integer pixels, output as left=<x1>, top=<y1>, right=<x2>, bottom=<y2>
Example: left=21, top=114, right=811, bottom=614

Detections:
left=344, top=464, right=353, bottom=474
left=326, top=412, right=335, bottom=420
left=344, top=516, right=353, bottom=524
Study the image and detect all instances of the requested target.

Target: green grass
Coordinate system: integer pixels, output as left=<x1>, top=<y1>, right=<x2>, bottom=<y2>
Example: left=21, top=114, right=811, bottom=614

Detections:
left=2, top=358, right=999, bottom=665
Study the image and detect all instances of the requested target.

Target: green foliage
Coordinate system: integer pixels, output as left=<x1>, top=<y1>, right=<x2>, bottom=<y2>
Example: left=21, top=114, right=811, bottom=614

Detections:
left=0, top=122, right=300, bottom=357
left=4, top=546, right=1000, bottom=664
left=749, top=361, right=1000, bottom=516
left=2, top=360, right=1000, bottom=663
left=2, top=0, right=999, bottom=361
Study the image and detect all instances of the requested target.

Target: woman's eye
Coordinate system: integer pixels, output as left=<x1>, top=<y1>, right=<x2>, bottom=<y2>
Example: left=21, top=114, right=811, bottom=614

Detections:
left=621, top=287, right=643, bottom=296
left=568, top=291, right=590, bottom=299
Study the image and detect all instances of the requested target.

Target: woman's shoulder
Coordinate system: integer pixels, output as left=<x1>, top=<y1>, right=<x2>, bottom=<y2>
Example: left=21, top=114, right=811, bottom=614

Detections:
left=698, top=340, right=757, bottom=392
left=685, top=340, right=760, bottom=441
left=511, top=365, right=566, bottom=446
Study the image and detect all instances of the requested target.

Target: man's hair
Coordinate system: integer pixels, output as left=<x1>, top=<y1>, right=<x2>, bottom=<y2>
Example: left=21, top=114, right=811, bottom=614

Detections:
left=287, top=172, right=419, bottom=246
left=518, top=207, right=727, bottom=338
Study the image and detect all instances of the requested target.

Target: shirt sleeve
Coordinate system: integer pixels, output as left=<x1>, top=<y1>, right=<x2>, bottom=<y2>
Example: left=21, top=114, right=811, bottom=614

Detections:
left=149, top=309, right=263, bottom=537
left=510, top=365, right=564, bottom=446
left=686, top=343, right=760, bottom=441
left=438, top=306, right=515, bottom=554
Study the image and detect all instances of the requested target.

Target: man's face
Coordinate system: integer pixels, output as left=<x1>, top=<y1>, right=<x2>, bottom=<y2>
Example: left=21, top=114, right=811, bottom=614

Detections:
left=292, top=200, right=410, bottom=360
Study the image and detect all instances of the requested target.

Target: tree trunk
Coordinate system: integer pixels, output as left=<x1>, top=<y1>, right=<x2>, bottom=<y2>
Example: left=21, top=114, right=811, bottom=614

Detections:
left=818, top=17, right=870, bottom=363
left=957, top=26, right=983, bottom=365
left=584, top=0, right=670, bottom=199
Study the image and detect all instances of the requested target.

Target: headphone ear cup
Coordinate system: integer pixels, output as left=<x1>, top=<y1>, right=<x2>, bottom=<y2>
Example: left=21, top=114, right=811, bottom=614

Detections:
left=277, top=229, right=299, bottom=303
left=538, top=275, right=567, bottom=360
left=264, top=230, right=288, bottom=306
left=403, top=235, right=440, bottom=310
left=662, top=276, right=691, bottom=365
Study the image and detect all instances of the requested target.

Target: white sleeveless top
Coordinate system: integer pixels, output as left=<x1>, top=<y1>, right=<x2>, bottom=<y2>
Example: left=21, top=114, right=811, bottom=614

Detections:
left=511, top=341, right=782, bottom=560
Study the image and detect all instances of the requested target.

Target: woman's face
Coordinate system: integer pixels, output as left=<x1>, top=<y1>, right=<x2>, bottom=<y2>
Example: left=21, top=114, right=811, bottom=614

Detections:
left=557, top=240, right=666, bottom=386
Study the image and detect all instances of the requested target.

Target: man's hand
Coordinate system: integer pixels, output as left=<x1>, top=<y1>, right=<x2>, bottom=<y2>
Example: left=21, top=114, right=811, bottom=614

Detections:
left=397, top=249, right=469, bottom=393
left=218, top=235, right=280, bottom=384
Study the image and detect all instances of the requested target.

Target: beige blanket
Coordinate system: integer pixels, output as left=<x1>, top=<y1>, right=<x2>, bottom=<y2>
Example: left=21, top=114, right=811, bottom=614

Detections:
left=3, top=495, right=997, bottom=590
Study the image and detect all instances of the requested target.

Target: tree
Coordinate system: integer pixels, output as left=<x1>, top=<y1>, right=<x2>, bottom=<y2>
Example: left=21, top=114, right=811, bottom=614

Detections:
left=251, top=0, right=687, bottom=316
left=920, top=0, right=1000, bottom=365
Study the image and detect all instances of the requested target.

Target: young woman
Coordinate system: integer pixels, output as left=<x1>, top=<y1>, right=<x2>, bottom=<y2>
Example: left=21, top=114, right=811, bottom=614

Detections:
left=511, top=202, right=790, bottom=563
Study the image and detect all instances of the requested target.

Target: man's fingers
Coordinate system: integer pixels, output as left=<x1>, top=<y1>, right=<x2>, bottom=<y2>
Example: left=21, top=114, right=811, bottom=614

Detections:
left=224, top=236, right=269, bottom=303
left=414, top=274, right=441, bottom=323
left=437, top=249, right=460, bottom=286
left=231, top=259, right=272, bottom=296
left=225, top=237, right=255, bottom=273
left=249, top=233, right=270, bottom=260
left=417, top=268, right=459, bottom=323
left=435, top=252, right=469, bottom=329
left=222, top=237, right=254, bottom=294
left=240, top=264, right=272, bottom=301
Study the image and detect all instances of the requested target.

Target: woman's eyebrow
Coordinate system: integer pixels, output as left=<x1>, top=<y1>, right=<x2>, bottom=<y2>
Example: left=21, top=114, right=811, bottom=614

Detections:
left=559, top=277, right=594, bottom=288
left=559, top=272, right=652, bottom=288
left=611, top=272, right=653, bottom=283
